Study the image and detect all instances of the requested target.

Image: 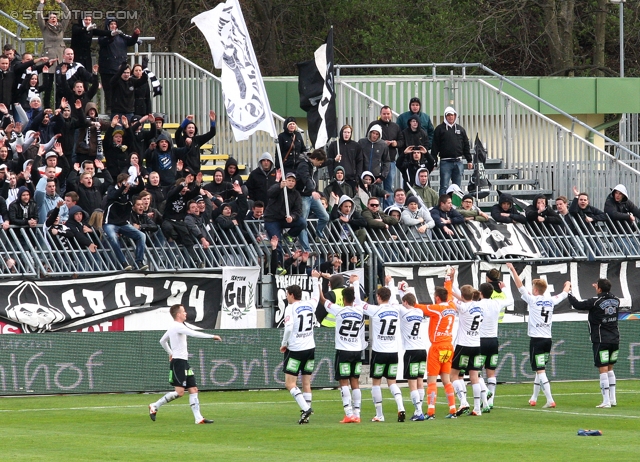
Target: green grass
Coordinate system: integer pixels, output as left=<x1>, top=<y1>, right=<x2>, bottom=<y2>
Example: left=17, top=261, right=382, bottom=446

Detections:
left=2, top=380, right=640, bottom=461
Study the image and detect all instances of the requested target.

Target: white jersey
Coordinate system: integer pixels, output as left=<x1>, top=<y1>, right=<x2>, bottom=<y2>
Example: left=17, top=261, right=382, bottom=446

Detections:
left=159, top=321, right=215, bottom=360
left=361, top=301, right=400, bottom=353
left=281, top=279, right=320, bottom=351
left=518, top=286, right=568, bottom=338
left=398, top=305, right=426, bottom=351
left=454, top=299, right=483, bottom=347
left=325, top=300, right=365, bottom=351
left=478, top=297, right=513, bottom=338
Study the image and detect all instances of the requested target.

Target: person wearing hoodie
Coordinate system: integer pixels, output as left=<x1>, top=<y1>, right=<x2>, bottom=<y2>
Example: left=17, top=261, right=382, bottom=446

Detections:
left=173, top=111, right=217, bottom=174
left=74, top=102, right=109, bottom=164
left=103, top=116, right=135, bottom=179
left=70, top=14, right=110, bottom=70
left=409, top=168, right=439, bottom=208
left=296, top=149, right=330, bottom=242
left=431, top=107, right=472, bottom=196
left=396, top=97, right=436, bottom=145
left=401, top=195, right=435, bottom=238
left=323, top=166, right=355, bottom=202
left=490, top=193, right=526, bottom=224
left=98, top=17, right=141, bottom=113
left=66, top=204, right=99, bottom=252
left=263, top=172, right=307, bottom=252
left=103, top=172, right=147, bottom=270
left=398, top=115, right=435, bottom=185
left=330, top=195, right=367, bottom=244
left=246, top=152, right=278, bottom=204
left=368, top=106, right=402, bottom=199
left=604, top=183, right=640, bottom=226
left=430, top=194, right=465, bottom=236
left=110, top=61, right=148, bottom=119
left=276, top=117, right=308, bottom=173
left=145, top=132, right=188, bottom=187
left=525, top=194, right=563, bottom=229
left=356, top=171, right=387, bottom=211
left=8, top=185, right=38, bottom=227
left=357, top=125, right=390, bottom=189
left=326, top=124, right=363, bottom=189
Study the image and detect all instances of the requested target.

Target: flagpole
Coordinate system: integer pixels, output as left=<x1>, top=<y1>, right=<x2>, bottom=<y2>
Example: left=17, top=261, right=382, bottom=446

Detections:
left=275, top=141, right=290, bottom=217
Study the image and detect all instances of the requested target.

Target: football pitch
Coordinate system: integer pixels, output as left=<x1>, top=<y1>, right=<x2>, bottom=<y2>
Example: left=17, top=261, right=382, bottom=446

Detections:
left=2, top=380, right=639, bottom=461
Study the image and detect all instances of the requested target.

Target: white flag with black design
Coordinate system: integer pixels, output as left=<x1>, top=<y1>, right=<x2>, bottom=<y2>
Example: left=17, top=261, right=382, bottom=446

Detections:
left=220, top=266, right=259, bottom=329
left=192, top=0, right=277, bottom=141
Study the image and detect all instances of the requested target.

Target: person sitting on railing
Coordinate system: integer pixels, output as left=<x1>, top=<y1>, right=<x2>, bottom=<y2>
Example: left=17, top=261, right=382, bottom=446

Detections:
left=296, top=149, right=330, bottom=243
left=491, top=193, right=526, bottom=224
left=458, top=194, right=489, bottom=222
left=66, top=204, right=99, bottom=253
left=568, top=187, right=607, bottom=228
left=604, top=184, right=640, bottom=232
left=174, top=111, right=217, bottom=175
left=276, top=117, right=308, bottom=174
left=362, top=196, right=398, bottom=240
left=246, top=152, right=278, bottom=205
left=430, top=194, right=464, bottom=237
left=330, top=194, right=367, bottom=245
left=8, top=186, right=38, bottom=228
left=525, top=194, right=562, bottom=230
left=409, top=168, right=439, bottom=209
left=355, top=171, right=387, bottom=212
left=263, top=172, right=308, bottom=252
left=402, top=196, right=435, bottom=238
left=326, top=124, right=363, bottom=190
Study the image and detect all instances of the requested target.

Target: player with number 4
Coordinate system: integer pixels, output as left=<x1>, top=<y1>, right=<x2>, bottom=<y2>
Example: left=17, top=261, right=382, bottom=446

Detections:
left=506, top=263, right=570, bottom=409
left=280, top=271, right=321, bottom=424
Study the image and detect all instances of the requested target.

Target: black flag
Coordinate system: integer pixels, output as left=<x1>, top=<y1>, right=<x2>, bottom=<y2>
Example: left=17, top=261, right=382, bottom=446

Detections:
left=296, top=28, right=337, bottom=149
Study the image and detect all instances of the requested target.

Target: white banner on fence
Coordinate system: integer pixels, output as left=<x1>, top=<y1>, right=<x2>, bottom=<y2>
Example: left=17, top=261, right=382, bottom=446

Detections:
left=220, top=266, right=259, bottom=329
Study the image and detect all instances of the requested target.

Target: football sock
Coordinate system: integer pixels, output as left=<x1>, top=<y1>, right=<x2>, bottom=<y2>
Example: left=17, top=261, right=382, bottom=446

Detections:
left=478, top=376, right=488, bottom=407
left=599, top=373, right=610, bottom=404
left=290, top=386, right=309, bottom=411
left=352, top=389, right=362, bottom=417
left=538, top=372, right=554, bottom=403
left=303, top=392, right=312, bottom=408
left=608, top=370, right=617, bottom=403
left=372, top=386, right=383, bottom=418
left=531, top=373, right=541, bottom=401
left=453, top=379, right=468, bottom=407
left=410, top=389, right=422, bottom=414
left=341, top=386, right=353, bottom=416
left=154, top=391, right=179, bottom=409
left=472, top=383, right=481, bottom=412
left=389, top=383, right=405, bottom=412
left=444, top=382, right=456, bottom=412
left=418, top=387, right=425, bottom=404
left=426, top=382, right=437, bottom=415
left=487, top=377, right=497, bottom=405
left=189, top=393, right=203, bottom=421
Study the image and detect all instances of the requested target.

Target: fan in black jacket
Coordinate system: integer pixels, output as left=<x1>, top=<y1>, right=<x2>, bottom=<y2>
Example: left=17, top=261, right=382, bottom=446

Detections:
left=174, top=111, right=217, bottom=174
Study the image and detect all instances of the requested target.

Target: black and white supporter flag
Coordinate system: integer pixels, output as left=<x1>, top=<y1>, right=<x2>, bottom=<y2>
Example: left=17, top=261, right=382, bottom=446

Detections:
left=297, top=27, right=337, bottom=149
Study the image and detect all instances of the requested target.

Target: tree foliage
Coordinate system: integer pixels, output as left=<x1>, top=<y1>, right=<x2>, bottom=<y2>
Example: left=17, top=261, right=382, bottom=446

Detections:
left=2, top=0, right=640, bottom=77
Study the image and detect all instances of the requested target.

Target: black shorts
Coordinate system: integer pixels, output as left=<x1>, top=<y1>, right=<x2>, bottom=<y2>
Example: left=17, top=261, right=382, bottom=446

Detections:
left=334, top=350, right=362, bottom=380
left=480, top=337, right=499, bottom=370
left=529, top=337, right=552, bottom=371
left=451, top=345, right=484, bottom=372
left=169, top=358, right=197, bottom=389
left=403, top=349, right=427, bottom=379
left=370, top=351, right=399, bottom=379
left=283, top=348, right=315, bottom=376
left=593, top=343, right=619, bottom=368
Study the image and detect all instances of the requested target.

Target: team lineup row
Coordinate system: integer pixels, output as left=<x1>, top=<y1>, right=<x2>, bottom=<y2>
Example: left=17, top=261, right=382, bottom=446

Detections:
left=146, top=264, right=621, bottom=424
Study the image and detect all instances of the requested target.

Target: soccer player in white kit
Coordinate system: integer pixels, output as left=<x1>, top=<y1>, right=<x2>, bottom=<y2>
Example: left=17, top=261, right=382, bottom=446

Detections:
left=477, top=282, right=513, bottom=409
left=319, top=275, right=365, bottom=423
left=280, top=271, right=321, bottom=424
left=358, top=282, right=406, bottom=422
left=506, top=263, right=570, bottom=408
left=148, top=304, right=222, bottom=424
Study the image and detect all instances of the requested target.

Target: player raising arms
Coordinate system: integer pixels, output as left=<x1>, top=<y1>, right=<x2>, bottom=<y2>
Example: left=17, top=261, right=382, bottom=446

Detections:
left=477, top=281, right=513, bottom=409
left=149, top=304, right=222, bottom=424
left=359, top=281, right=406, bottom=422
left=412, top=268, right=458, bottom=419
left=280, top=271, right=321, bottom=424
left=506, top=263, right=570, bottom=409
left=319, top=275, right=366, bottom=423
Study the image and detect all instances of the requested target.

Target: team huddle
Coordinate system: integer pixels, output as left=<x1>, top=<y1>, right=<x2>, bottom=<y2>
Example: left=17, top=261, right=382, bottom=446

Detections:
left=278, top=264, right=621, bottom=424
